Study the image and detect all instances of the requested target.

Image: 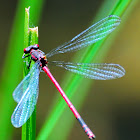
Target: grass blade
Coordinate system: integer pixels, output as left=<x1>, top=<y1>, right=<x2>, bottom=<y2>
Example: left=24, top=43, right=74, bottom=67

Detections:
left=0, top=0, right=44, bottom=139
left=22, top=7, right=38, bottom=140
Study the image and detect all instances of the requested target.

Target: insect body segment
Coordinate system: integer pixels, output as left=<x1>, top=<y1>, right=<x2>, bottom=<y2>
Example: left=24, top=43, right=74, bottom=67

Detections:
left=30, top=49, right=48, bottom=67
left=23, top=44, right=48, bottom=67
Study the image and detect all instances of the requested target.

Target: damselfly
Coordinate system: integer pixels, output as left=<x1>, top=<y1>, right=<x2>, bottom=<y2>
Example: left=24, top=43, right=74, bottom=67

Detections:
left=11, top=15, right=125, bottom=139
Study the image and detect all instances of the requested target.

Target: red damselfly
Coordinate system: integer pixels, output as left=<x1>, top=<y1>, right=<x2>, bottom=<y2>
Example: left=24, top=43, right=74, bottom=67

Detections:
left=11, top=15, right=125, bottom=139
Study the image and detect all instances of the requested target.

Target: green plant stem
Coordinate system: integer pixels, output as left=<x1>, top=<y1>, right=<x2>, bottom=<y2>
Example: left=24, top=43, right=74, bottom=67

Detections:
left=22, top=7, right=38, bottom=140
left=0, top=0, right=43, bottom=139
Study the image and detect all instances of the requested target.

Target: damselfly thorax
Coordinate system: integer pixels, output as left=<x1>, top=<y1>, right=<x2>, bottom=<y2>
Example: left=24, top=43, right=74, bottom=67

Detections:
left=23, top=44, right=48, bottom=67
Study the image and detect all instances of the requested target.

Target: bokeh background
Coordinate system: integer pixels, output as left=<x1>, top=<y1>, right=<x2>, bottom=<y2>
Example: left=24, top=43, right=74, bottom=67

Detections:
left=0, top=0, right=140, bottom=140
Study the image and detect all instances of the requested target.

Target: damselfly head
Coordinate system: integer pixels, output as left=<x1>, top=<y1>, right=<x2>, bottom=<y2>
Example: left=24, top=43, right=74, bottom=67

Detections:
left=24, top=44, right=39, bottom=54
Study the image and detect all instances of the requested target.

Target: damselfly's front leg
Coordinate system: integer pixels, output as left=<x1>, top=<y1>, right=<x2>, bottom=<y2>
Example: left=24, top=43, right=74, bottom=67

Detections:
left=22, top=53, right=32, bottom=69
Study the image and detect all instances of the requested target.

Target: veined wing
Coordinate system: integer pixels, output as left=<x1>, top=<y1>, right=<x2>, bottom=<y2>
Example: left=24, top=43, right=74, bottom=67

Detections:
left=13, top=62, right=39, bottom=103
left=11, top=62, right=40, bottom=128
left=46, top=15, right=121, bottom=58
left=48, top=61, right=125, bottom=80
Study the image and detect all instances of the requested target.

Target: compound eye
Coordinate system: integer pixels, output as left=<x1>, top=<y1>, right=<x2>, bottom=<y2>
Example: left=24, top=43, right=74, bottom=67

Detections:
left=33, top=44, right=39, bottom=49
left=36, top=44, right=39, bottom=48
left=24, top=47, right=31, bottom=53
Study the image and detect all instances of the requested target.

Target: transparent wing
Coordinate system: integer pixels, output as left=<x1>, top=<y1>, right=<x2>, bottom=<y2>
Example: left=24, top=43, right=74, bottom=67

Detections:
left=48, top=61, right=125, bottom=80
left=11, top=62, right=40, bottom=128
left=13, top=63, right=39, bottom=103
left=46, top=15, right=121, bottom=58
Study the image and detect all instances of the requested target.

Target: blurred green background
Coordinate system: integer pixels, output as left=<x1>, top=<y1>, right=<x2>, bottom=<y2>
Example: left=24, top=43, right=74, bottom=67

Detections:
left=0, top=0, right=140, bottom=140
